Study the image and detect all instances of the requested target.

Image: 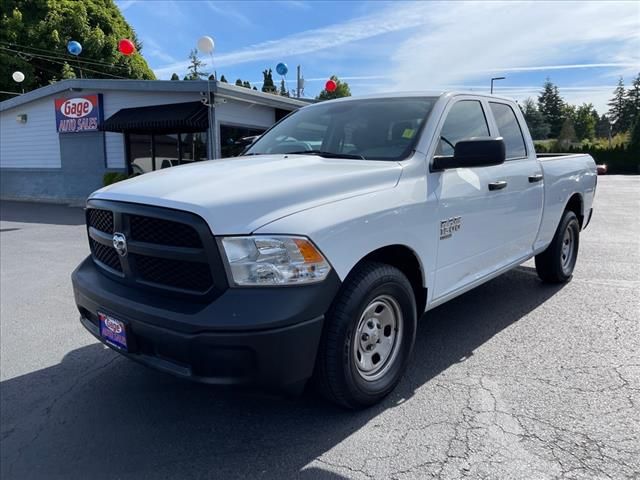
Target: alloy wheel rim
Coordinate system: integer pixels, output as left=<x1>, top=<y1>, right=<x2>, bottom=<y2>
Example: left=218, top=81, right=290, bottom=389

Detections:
left=352, top=294, right=403, bottom=381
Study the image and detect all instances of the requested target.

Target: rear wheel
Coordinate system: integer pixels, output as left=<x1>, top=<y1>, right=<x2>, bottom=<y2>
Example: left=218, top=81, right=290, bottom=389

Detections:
left=535, top=210, right=580, bottom=283
left=314, top=261, right=417, bottom=409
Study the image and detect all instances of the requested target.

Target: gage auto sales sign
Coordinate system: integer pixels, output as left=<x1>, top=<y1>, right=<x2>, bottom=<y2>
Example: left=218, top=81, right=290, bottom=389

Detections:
left=54, top=94, right=103, bottom=133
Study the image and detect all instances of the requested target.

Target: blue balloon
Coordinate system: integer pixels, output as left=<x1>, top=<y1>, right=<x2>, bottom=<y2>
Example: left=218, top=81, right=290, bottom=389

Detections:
left=276, top=62, right=288, bottom=76
left=67, top=40, right=82, bottom=56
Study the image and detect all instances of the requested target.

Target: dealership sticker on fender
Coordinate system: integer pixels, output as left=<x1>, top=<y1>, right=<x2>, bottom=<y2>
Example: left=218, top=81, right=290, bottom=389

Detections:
left=98, top=312, right=128, bottom=351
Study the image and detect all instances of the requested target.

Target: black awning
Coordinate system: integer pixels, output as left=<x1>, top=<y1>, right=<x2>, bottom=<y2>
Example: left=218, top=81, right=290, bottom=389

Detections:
left=102, top=101, right=208, bottom=134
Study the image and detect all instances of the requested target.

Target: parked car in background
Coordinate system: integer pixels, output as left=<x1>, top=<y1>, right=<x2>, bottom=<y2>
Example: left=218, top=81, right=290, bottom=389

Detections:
left=73, top=92, right=597, bottom=409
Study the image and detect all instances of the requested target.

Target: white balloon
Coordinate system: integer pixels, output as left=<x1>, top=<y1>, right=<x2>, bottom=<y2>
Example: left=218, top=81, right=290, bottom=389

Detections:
left=12, top=71, right=25, bottom=83
left=197, top=36, right=215, bottom=54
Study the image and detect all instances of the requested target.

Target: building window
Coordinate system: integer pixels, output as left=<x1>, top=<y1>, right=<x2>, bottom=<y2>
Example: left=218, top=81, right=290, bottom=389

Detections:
left=220, top=125, right=266, bottom=158
left=127, top=132, right=208, bottom=175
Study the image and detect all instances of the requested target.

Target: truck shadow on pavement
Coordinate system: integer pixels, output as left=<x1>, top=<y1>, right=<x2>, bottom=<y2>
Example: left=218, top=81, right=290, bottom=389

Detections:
left=0, top=201, right=85, bottom=226
left=0, top=266, right=564, bottom=480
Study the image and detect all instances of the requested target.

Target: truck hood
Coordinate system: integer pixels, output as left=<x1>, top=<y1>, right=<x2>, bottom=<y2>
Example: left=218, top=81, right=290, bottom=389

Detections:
left=91, top=154, right=403, bottom=234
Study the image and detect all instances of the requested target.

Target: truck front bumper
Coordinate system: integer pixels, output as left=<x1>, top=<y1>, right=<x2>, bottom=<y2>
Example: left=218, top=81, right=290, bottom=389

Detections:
left=72, top=256, right=341, bottom=389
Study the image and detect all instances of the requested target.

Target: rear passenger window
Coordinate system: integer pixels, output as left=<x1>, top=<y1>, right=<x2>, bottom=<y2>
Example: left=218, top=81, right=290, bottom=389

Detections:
left=437, top=100, right=490, bottom=156
left=489, top=102, right=527, bottom=159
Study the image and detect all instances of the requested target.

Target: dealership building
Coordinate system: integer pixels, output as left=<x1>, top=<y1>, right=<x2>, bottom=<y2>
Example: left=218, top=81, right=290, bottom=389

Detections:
left=0, top=79, right=307, bottom=203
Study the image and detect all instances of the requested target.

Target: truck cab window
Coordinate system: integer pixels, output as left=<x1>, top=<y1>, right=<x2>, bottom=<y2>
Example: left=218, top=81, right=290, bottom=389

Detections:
left=437, top=100, right=490, bottom=156
left=489, top=102, right=527, bottom=159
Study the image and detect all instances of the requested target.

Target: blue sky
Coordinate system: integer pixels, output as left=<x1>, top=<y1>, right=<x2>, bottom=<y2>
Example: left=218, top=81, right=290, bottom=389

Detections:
left=116, top=0, right=640, bottom=113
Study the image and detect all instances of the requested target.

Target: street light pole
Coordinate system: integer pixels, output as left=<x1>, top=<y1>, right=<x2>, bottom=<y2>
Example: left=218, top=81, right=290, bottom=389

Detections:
left=490, top=76, right=506, bottom=94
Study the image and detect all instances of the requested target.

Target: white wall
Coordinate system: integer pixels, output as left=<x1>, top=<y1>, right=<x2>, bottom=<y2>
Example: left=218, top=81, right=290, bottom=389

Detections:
left=215, top=99, right=275, bottom=128
left=0, top=96, right=61, bottom=168
left=101, top=90, right=202, bottom=169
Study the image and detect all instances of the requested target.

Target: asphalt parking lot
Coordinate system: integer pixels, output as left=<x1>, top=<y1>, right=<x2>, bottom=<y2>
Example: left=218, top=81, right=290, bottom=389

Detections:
left=1, top=175, right=638, bottom=480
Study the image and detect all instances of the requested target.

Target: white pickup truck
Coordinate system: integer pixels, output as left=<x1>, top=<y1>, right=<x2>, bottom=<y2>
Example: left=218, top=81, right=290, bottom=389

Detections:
left=72, top=92, right=597, bottom=408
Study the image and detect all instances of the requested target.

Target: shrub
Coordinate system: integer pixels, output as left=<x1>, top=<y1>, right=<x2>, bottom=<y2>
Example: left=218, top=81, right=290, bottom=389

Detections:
left=103, top=172, right=130, bottom=186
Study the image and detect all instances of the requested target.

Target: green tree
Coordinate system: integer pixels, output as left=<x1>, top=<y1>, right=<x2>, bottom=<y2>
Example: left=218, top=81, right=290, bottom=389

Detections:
left=170, top=72, right=179, bottom=81
left=557, top=118, right=577, bottom=149
left=185, top=49, right=208, bottom=80
left=607, top=77, right=628, bottom=134
left=520, top=97, right=550, bottom=139
left=279, top=79, right=289, bottom=96
left=242, top=81, right=251, bottom=89
left=219, top=74, right=227, bottom=83
left=0, top=0, right=155, bottom=100
left=537, top=79, right=565, bottom=138
left=261, top=68, right=276, bottom=93
left=595, top=114, right=610, bottom=138
left=573, top=103, right=597, bottom=141
left=60, top=62, right=77, bottom=80
left=629, top=113, right=640, bottom=154
left=208, top=74, right=215, bottom=81
left=624, top=73, right=640, bottom=125
left=316, top=75, right=351, bottom=101
left=235, top=78, right=243, bottom=86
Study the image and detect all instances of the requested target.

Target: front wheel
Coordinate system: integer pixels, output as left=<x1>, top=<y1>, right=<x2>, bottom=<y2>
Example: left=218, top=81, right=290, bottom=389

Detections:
left=535, top=210, right=580, bottom=283
left=314, top=261, right=417, bottom=409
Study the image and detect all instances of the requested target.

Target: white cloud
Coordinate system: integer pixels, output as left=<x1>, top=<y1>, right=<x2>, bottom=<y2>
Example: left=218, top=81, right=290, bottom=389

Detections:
left=153, top=5, right=426, bottom=77
left=141, top=36, right=177, bottom=64
left=205, top=1, right=253, bottom=26
left=388, top=1, right=640, bottom=90
left=151, top=0, right=639, bottom=111
left=115, top=0, right=138, bottom=12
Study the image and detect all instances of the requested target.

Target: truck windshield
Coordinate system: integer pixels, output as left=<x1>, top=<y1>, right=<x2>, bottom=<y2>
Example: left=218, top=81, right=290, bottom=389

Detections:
left=245, top=97, right=437, bottom=161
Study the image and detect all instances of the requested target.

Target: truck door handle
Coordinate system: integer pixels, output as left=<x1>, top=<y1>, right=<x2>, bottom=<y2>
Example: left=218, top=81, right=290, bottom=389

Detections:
left=528, top=174, right=543, bottom=183
left=488, top=181, right=507, bottom=191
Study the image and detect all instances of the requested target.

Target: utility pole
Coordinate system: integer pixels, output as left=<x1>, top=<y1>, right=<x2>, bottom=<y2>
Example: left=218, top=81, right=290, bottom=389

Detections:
left=296, top=65, right=301, bottom=98
left=490, top=76, right=505, bottom=94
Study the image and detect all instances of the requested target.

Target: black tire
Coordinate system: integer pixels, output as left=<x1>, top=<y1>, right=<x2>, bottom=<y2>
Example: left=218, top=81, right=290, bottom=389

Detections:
left=314, top=261, right=417, bottom=409
left=535, top=210, right=580, bottom=283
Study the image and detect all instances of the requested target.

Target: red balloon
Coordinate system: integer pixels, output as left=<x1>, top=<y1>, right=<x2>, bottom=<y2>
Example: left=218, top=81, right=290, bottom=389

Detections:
left=118, top=39, right=136, bottom=56
left=325, top=79, right=337, bottom=92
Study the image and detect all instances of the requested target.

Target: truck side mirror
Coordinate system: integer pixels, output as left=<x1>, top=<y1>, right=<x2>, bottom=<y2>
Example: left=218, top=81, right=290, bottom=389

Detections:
left=432, top=138, right=506, bottom=170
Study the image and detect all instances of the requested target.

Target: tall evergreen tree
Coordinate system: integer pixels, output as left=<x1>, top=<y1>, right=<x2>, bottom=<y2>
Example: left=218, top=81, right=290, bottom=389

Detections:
left=624, top=73, right=640, bottom=125
left=261, top=68, right=276, bottom=93
left=170, top=73, right=179, bottom=80
left=235, top=78, right=243, bottom=86
left=607, top=77, right=628, bottom=134
left=219, top=74, right=228, bottom=83
left=537, top=79, right=565, bottom=138
left=279, top=79, right=289, bottom=96
left=520, top=98, right=550, bottom=140
left=185, top=49, right=208, bottom=80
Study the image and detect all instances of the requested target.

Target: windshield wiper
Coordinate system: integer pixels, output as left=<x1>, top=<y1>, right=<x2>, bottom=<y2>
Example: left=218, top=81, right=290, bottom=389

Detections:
left=286, top=150, right=366, bottom=160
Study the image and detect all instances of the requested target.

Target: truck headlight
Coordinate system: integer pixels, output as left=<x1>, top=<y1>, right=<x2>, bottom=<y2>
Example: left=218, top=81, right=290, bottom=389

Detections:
left=220, top=236, right=331, bottom=286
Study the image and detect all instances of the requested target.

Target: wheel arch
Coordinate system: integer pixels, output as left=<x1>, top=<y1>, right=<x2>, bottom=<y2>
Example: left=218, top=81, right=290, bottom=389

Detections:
left=351, top=244, right=427, bottom=315
left=564, top=192, right=584, bottom=228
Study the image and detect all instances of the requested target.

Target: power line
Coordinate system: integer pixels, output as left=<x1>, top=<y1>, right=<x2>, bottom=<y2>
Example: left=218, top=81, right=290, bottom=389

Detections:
left=0, top=45, right=130, bottom=71
left=0, top=41, right=131, bottom=70
left=0, top=47, right=129, bottom=79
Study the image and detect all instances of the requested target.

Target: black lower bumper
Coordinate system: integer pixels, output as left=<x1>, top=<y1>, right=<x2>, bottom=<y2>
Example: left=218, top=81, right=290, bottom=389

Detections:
left=72, top=256, right=340, bottom=389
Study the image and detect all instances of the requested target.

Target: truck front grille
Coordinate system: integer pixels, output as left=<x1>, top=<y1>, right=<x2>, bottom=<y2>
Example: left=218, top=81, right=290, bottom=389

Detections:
left=129, top=215, right=202, bottom=248
left=88, top=209, right=114, bottom=234
left=85, top=201, right=227, bottom=298
left=89, top=237, right=122, bottom=272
